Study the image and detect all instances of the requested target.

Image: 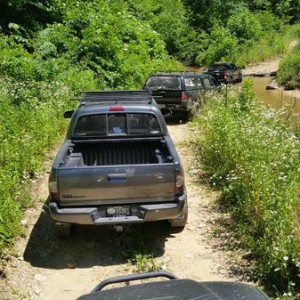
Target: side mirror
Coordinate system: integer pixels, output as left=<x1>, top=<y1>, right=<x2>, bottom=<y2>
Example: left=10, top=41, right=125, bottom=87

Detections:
left=64, top=110, right=74, bottom=118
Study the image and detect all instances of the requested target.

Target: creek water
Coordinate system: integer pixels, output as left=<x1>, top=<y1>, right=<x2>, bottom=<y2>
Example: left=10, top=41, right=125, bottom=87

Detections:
left=245, top=76, right=300, bottom=129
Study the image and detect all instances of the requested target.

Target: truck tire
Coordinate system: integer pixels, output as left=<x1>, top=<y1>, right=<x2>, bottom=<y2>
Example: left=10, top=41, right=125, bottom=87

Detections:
left=169, top=206, right=188, bottom=228
left=55, top=222, right=72, bottom=237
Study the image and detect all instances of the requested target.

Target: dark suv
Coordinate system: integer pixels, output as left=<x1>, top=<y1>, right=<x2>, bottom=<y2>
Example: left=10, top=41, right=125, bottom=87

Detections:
left=143, top=72, right=219, bottom=117
left=207, top=62, right=242, bottom=84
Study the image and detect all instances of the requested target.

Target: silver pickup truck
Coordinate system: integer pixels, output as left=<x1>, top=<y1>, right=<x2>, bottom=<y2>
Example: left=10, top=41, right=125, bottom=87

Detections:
left=48, top=91, right=188, bottom=236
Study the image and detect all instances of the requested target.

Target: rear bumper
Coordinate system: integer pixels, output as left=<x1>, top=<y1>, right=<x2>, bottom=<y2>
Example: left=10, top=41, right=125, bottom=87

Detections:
left=49, top=194, right=187, bottom=225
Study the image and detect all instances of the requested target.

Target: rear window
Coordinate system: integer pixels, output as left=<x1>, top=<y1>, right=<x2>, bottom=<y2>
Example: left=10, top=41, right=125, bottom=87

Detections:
left=145, top=76, right=181, bottom=90
left=73, top=113, right=162, bottom=137
left=208, top=64, right=227, bottom=71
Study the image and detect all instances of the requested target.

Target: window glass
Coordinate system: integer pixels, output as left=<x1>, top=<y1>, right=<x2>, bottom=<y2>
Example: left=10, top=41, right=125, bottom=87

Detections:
left=184, top=78, right=195, bottom=88
left=185, top=77, right=203, bottom=90
left=128, top=113, right=161, bottom=135
left=208, top=64, right=227, bottom=71
left=146, top=76, right=181, bottom=90
left=210, top=77, right=217, bottom=87
left=203, top=78, right=211, bottom=88
left=108, top=114, right=127, bottom=134
left=73, top=113, right=161, bottom=137
left=73, top=114, right=106, bottom=136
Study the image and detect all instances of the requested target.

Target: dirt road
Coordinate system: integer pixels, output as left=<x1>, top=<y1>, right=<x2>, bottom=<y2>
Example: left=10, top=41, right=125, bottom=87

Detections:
left=1, top=121, right=246, bottom=300
left=2, top=51, right=300, bottom=299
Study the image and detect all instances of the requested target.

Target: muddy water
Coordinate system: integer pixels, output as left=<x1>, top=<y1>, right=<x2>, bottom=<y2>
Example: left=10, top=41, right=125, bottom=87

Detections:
left=246, top=76, right=300, bottom=129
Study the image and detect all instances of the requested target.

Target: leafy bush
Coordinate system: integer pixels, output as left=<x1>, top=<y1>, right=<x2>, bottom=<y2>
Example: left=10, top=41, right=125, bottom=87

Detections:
left=277, top=44, right=300, bottom=89
left=196, top=26, right=238, bottom=65
left=193, top=80, right=300, bottom=295
left=227, top=8, right=263, bottom=43
left=50, top=0, right=182, bottom=88
left=0, top=77, right=74, bottom=255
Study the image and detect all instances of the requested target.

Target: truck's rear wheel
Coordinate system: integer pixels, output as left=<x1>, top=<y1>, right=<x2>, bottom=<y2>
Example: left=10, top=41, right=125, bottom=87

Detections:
left=169, top=206, right=188, bottom=228
left=54, top=222, right=72, bottom=237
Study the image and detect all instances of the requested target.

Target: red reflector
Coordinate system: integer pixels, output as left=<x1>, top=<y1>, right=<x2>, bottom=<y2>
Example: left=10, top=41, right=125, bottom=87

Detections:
left=181, top=92, right=188, bottom=101
left=109, top=106, right=125, bottom=111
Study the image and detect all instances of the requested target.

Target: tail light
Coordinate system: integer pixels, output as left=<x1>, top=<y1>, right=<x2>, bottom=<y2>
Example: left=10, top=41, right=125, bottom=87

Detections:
left=224, top=72, right=228, bottom=81
left=181, top=92, right=188, bottom=102
left=109, top=106, right=125, bottom=111
left=175, top=169, right=185, bottom=195
left=48, top=170, right=59, bottom=202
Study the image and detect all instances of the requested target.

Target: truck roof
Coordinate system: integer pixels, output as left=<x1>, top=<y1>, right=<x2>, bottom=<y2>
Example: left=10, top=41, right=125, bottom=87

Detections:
left=76, top=90, right=160, bottom=113
left=65, top=90, right=168, bottom=138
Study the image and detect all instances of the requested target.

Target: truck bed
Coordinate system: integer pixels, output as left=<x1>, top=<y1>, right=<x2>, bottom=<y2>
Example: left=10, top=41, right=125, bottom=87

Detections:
left=64, top=139, right=172, bottom=167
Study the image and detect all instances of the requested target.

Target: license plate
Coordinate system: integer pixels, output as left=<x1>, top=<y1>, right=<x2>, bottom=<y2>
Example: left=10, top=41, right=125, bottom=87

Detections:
left=107, top=206, right=130, bottom=217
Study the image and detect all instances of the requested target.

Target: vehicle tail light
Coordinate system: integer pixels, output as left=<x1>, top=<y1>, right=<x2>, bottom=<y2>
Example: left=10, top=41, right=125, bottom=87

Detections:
left=181, top=92, right=188, bottom=102
left=224, top=72, right=228, bottom=80
left=49, top=170, right=59, bottom=202
left=175, top=169, right=185, bottom=195
left=109, top=106, right=125, bottom=111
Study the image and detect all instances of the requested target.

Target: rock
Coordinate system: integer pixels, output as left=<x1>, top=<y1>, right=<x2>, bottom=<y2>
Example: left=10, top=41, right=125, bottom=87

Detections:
left=266, top=80, right=279, bottom=90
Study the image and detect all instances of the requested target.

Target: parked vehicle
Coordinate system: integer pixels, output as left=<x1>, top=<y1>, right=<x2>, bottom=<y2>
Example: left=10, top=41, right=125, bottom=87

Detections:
left=78, top=271, right=270, bottom=300
left=206, top=62, right=242, bottom=84
left=48, top=90, right=187, bottom=236
left=143, top=72, right=219, bottom=118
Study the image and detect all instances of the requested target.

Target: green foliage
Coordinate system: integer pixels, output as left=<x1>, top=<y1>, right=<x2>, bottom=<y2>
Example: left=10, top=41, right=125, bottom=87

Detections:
left=126, top=0, right=189, bottom=55
left=196, top=26, right=238, bottom=65
left=193, top=81, right=300, bottom=295
left=0, top=35, right=36, bottom=81
left=128, top=253, right=162, bottom=273
left=234, top=32, right=288, bottom=67
left=32, top=1, right=182, bottom=89
left=277, top=44, right=300, bottom=89
left=0, top=77, right=74, bottom=256
left=0, top=0, right=60, bottom=35
left=227, top=8, right=263, bottom=43
left=183, top=0, right=240, bottom=31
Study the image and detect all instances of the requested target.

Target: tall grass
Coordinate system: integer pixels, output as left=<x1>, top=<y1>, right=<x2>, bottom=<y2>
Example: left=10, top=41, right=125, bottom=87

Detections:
left=234, top=33, right=288, bottom=67
left=277, top=43, right=300, bottom=89
left=193, top=80, right=300, bottom=296
left=0, top=77, right=74, bottom=255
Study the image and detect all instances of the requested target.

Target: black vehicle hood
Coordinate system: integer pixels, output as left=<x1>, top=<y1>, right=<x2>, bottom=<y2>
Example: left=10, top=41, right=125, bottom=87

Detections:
left=78, top=279, right=269, bottom=300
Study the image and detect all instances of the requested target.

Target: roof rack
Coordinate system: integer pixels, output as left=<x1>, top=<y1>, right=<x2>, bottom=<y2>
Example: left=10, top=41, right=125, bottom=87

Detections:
left=81, top=90, right=153, bottom=104
left=151, top=71, right=199, bottom=75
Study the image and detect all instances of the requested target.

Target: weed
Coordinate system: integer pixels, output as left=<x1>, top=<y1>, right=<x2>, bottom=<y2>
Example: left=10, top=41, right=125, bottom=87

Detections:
left=128, top=253, right=162, bottom=273
left=193, top=81, right=300, bottom=296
